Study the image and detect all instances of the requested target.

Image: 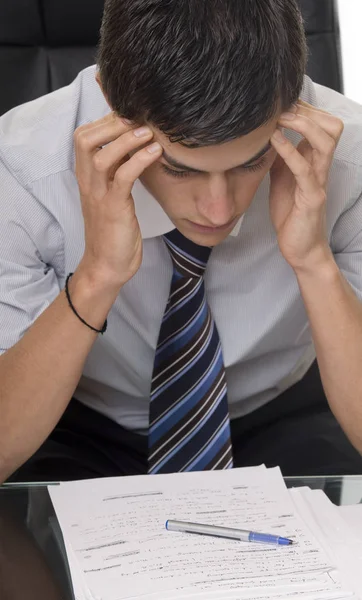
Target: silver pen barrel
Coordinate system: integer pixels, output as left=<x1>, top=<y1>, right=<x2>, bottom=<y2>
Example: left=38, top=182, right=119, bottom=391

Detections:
left=166, top=520, right=250, bottom=542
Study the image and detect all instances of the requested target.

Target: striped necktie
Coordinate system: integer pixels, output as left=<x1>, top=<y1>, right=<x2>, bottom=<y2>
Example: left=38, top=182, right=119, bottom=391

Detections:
left=148, top=228, right=233, bottom=474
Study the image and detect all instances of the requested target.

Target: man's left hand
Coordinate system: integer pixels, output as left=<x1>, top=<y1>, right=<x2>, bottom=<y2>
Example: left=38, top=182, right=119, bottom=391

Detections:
left=269, top=100, right=344, bottom=271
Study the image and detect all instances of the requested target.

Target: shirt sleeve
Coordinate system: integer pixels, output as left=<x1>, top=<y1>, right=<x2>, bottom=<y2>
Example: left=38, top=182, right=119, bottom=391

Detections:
left=332, top=192, right=362, bottom=303
left=0, top=160, right=64, bottom=355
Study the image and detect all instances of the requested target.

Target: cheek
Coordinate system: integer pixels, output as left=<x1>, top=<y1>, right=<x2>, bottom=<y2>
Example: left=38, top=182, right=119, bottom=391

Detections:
left=236, top=165, right=269, bottom=189
left=139, top=168, right=193, bottom=214
left=232, top=164, right=273, bottom=210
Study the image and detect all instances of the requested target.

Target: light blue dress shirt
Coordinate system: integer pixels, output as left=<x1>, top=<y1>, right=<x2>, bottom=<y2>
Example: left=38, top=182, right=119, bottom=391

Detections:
left=0, top=65, right=362, bottom=433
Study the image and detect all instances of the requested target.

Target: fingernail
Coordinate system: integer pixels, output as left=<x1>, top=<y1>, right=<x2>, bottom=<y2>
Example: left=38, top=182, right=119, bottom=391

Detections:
left=280, top=112, right=296, bottom=121
left=147, top=142, right=162, bottom=153
left=272, top=129, right=286, bottom=143
left=134, top=126, right=152, bottom=137
left=123, top=118, right=134, bottom=124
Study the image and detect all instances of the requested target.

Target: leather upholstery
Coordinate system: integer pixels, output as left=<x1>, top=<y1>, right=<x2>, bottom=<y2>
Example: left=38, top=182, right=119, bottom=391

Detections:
left=0, top=0, right=344, bottom=116
left=297, top=0, right=344, bottom=93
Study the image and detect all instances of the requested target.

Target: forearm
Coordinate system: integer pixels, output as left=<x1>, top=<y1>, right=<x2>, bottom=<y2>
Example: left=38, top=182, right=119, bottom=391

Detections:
left=295, top=252, right=362, bottom=453
left=0, top=263, right=121, bottom=483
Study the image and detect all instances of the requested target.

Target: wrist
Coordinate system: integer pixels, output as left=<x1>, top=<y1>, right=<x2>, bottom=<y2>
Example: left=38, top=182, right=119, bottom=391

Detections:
left=289, top=245, right=336, bottom=277
left=76, top=259, right=126, bottom=295
left=66, top=264, right=122, bottom=332
left=293, top=253, right=339, bottom=285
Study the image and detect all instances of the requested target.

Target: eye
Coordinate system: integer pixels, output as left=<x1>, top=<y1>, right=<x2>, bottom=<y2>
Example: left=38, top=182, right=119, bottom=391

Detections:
left=161, top=165, right=192, bottom=179
left=240, top=157, right=268, bottom=174
left=161, top=156, right=268, bottom=179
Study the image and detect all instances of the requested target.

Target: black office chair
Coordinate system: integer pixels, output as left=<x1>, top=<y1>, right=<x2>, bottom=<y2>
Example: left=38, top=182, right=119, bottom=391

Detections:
left=0, top=0, right=344, bottom=117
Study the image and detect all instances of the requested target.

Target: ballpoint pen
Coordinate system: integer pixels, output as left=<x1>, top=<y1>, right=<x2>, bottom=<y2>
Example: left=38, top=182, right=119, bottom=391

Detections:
left=165, top=519, right=294, bottom=546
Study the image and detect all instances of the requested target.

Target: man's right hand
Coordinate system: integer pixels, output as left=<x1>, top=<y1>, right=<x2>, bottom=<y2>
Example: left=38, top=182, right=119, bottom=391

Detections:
left=74, top=112, right=162, bottom=288
left=0, top=115, right=164, bottom=485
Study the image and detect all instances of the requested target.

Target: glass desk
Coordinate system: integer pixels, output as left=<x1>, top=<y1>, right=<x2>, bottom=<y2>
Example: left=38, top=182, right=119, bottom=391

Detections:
left=1, top=477, right=361, bottom=600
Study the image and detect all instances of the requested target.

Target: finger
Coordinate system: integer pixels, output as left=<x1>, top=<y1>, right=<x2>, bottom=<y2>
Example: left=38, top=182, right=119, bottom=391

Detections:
left=75, top=116, right=145, bottom=196
left=278, top=112, right=335, bottom=186
left=270, top=128, right=325, bottom=210
left=74, top=113, right=131, bottom=188
left=89, top=126, right=155, bottom=196
left=297, top=137, right=314, bottom=167
left=111, top=142, right=163, bottom=199
left=296, top=99, right=332, bottom=117
left=294, top=100, right=344, bottom=141
left=75, top=111, right=134, bottom=140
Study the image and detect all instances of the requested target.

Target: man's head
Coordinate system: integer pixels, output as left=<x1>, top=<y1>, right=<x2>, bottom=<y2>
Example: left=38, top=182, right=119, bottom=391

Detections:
left=96, top=0, right=308, bottom=246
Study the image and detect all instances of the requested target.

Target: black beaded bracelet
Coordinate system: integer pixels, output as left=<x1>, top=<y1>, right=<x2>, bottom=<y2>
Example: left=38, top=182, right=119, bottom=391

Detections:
left=65, top=272, right=108, bottom=335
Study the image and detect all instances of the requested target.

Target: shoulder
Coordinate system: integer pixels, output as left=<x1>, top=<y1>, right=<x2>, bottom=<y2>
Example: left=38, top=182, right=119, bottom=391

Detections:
left=313, top=78, right=362, bottom=168
left=297, top=76, right=362, bottom=218
left=0, top=64, right=110, bottom=188
left=299, top=75, right=362, bottom=168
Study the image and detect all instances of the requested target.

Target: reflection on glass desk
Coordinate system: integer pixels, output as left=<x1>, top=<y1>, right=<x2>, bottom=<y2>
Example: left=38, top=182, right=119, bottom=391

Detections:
left=0, top=476, right=361, bottom=600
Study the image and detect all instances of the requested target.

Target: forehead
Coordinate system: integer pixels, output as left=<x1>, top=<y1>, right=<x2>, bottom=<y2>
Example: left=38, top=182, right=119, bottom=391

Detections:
left=150, top=115, right=280, bottom=173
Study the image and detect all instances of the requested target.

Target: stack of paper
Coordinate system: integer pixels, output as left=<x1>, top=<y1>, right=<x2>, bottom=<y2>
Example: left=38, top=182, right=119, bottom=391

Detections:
left=48, top=465, right=362, bottom=600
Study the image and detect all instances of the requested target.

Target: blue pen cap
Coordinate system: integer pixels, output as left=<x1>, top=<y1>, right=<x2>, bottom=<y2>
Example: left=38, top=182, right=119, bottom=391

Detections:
left=249, top=532, right=292, bottom=545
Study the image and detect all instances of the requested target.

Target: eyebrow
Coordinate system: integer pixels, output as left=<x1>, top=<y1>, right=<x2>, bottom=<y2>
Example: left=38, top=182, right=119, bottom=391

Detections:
left=161, top=140, right=272, bottom=173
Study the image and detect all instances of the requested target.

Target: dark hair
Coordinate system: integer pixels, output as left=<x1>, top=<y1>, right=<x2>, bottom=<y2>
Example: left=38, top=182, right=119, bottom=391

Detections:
left=97, top=0, right=308, bottom=148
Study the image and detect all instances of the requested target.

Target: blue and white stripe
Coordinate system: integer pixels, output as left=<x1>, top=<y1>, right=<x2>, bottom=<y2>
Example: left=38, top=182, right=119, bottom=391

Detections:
left=148, top=228, right=233, bottom=474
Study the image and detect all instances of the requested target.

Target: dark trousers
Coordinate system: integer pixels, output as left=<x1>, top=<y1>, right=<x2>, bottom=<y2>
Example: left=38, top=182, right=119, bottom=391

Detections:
left=8, top=360, right=362, bottom=482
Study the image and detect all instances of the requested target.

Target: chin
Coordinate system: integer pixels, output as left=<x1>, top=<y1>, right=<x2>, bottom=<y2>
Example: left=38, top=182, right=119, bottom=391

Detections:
left=176, top=226, right=229, bottom=247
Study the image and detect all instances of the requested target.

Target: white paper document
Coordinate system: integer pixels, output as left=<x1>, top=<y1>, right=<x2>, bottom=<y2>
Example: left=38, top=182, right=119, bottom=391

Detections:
left=48, top=466, right=361, bottom=600
left=339, top=504, right=362, bottom=540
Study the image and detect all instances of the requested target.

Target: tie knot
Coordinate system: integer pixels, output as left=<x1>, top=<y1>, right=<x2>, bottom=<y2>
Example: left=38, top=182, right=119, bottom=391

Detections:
left=163, top=229, right=212, bottom=278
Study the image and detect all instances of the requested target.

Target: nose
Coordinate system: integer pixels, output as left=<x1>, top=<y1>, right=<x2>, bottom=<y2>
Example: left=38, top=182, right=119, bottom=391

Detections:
left=196, top=177, right=236, bottom=227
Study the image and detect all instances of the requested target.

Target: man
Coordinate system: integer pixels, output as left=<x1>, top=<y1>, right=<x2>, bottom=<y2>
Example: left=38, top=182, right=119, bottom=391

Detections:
left=1, top=0, right=362, bottom=483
